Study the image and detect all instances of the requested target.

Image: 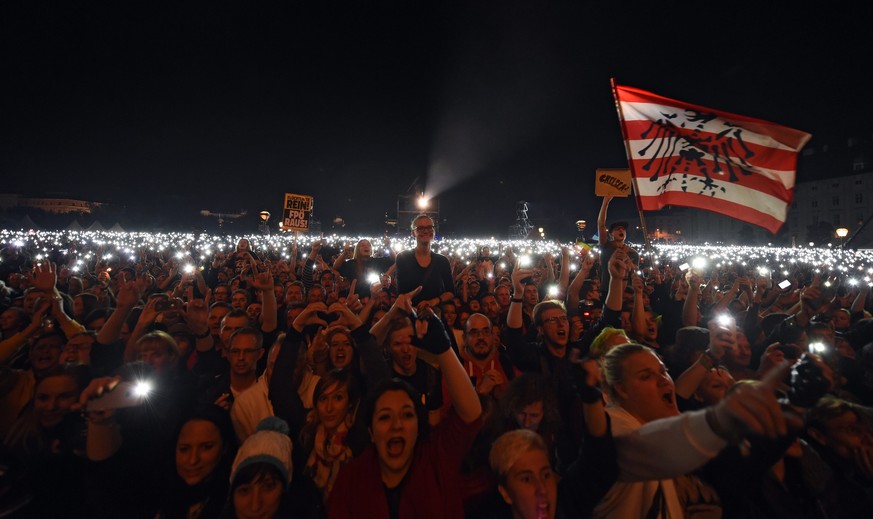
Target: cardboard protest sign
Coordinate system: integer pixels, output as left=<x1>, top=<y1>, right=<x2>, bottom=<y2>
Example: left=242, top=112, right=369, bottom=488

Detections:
left=595, top=168, right=632, bottom=197
left=281, top=193, right=314, bottom=231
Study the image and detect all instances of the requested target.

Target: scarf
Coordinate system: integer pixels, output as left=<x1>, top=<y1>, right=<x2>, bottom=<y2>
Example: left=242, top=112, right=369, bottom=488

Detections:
left=305, top=420, right=353, bottom=500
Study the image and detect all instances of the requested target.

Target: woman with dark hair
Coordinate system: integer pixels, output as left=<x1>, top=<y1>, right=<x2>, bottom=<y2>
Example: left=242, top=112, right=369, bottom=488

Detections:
left=77, top=363, right=213, bottom=519
left=326, top=299, right=483, bottom=518
left=157, top=405, right=239, bottom=519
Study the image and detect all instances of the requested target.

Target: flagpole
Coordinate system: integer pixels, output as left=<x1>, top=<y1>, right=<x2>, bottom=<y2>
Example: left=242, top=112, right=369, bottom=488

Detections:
left=610, top=78, right=653, bottom=258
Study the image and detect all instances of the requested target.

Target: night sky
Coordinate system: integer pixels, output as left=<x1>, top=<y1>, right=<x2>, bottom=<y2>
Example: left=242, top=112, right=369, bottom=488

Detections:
left=2, top=2, right=870, bottom=237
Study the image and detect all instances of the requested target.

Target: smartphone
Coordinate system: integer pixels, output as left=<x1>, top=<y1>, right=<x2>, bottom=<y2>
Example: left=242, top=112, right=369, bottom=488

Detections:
left=679, top=263, right=690, bottom=272
left=808, top=342, right=828, bottom=355
left=86, top=381, right=152, bottom=412
left=778, top=279, right=791, bottom=290
left=155, top=300, right=180, bottom=312
left=715, top=314, right=736, bottom=339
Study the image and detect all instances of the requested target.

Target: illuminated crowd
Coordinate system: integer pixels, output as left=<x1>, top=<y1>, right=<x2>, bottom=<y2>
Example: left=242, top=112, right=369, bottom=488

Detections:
left=1, top=216, right=873, bottom=518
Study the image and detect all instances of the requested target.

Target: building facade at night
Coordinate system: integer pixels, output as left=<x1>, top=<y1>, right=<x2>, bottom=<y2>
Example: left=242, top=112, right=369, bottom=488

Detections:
left=0, top=194, right=103, bottom=215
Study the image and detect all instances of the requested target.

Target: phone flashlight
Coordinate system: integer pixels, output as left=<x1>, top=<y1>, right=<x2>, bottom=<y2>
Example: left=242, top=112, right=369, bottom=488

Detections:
left=548, top=285, right=559, bottom=297
left=367, top=272, right=380, bottom=284
left=183, top=264, right=194, bottom=274
left=519, top=255, right=532, bottom=268
left=133, top=380, right=153, bottom=397
left=808, top=342, right=827, bottom=354
left=716, top=314, right=734, bottom=327
left=679, top=263, right=690, bottom=272
left=778, top=279, right=791, bottom=290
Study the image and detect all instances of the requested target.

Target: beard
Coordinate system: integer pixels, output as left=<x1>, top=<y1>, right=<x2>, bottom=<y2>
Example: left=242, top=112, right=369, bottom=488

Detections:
left=466, top=341, right=492, bottom=361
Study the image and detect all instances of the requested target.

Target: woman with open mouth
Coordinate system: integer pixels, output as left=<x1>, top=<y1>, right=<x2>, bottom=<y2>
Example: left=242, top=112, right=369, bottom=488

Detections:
left=591, top=342, right=809, bottom=518
left=326, top=302, right=483, bottom=518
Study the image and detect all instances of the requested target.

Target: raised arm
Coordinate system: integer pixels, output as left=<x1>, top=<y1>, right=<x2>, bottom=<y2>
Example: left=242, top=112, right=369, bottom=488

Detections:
left=851, top=283, right=870, bottom=316
left=414, top=307, right=481, bottom=423
left=507, top=264, right=535, bottom=330
left=97, top=277, right=140, bottom=345
left=629, top=274, right=648, bottom=341
left=674, top=317, right=730, bottom=399
left=250, top=268, right=277, bottom=333
left=557, top=246, right=571, bottom=297
left=0, top=303, right=49, bottom=363
left=333, top=242, right=353, bottom=271
left=567, top=251, right=595, bottom=314
left=597, top=196, right=612, bottom=246
left=682, top=271, right=703, bottom=327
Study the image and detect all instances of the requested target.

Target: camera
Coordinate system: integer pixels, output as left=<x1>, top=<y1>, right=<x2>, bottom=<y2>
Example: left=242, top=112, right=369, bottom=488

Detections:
left=786, top=353, right=830, bottom=408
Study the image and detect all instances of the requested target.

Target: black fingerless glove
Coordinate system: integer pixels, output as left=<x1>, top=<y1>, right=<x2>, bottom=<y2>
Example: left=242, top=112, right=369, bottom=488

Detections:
left=412, top=315, right=451, bottom=355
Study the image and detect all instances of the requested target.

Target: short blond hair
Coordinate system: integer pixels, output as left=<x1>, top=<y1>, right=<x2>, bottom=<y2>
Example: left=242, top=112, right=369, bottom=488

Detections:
left=489, top=429, right=547, bottom=484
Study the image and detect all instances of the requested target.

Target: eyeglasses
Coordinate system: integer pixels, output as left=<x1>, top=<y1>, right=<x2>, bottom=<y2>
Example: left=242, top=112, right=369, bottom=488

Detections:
left=466, top=328, right=491, bottom=337
left=414, top=225, right=434, bottom=232
left=541, top=316, right=569, bottom=325
left=228, top=348, right=260, bottom=356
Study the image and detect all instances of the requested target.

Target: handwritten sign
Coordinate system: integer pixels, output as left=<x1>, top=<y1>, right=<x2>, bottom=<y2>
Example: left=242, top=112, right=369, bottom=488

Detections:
left=595, top=168, right=632, bottom=197
left=281, top=193, right=313, bottom=231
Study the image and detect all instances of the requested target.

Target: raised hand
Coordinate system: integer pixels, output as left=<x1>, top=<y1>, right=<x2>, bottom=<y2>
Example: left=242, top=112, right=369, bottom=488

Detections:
left=709, top=361, right=797, bottom=442
left=608, top=250, right=630, bottom=281
left=392, top=286, right=422, bottom=316
left=184, top=286, right=211, bottom=335
left=115, top=274, right=142, bottom=308
left=32, top=261, right=58, bottom=293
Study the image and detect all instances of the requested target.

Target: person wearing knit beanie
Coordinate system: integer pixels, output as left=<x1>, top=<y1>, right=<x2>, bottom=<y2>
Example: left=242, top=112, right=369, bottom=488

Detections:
left=230, top=417, right=293, bottom=488
left=222, top=417, right=296, bottom=519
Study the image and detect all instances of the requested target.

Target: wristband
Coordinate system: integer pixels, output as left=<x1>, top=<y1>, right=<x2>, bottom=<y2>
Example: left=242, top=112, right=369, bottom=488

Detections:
left=511, top=297, right=523, bottom=303
left=578, top=384, right=603, bottom=405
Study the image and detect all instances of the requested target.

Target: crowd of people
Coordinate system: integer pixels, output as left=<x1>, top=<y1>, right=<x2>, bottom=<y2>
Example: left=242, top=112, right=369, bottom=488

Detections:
left=1, top=201, right=873, bottom=518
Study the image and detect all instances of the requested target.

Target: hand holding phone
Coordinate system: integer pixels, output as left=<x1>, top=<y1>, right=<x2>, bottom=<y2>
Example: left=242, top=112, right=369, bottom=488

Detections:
left=86, top=381, right=152, bottom=412
left=154, top=299, right=181, bottom=312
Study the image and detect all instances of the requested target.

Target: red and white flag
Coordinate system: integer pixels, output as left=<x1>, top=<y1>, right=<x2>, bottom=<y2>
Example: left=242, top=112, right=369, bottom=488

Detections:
left=612, top=83, right=812, bottom=234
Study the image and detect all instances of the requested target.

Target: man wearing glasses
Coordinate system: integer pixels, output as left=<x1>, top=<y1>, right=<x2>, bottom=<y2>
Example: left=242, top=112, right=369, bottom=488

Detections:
left=395, top=214, right=454, bottom=310
left=505, top=265, right=587, bottom=471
